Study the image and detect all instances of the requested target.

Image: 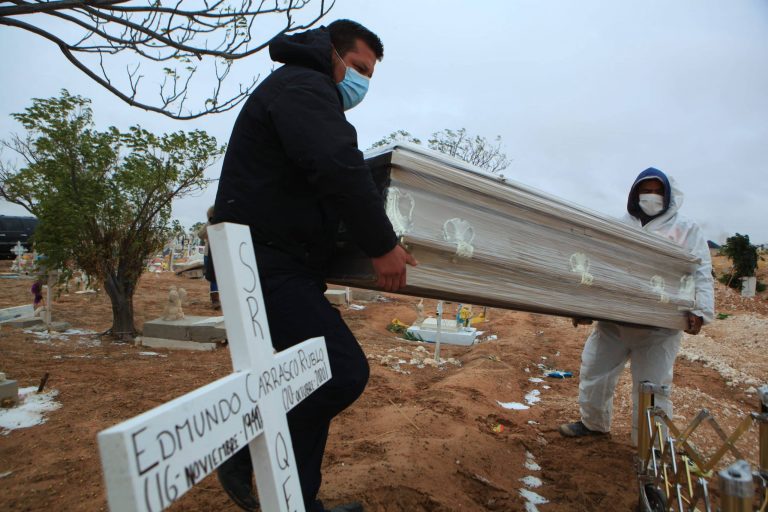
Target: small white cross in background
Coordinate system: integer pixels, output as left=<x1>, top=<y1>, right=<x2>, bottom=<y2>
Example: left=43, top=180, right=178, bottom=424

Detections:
left=11, top=241, right=27, bottom=258
left=98, top=223, right=331, bottom=512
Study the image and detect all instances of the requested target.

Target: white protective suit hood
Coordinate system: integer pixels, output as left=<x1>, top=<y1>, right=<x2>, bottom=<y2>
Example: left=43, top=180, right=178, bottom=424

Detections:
left=622, top=169, right=714, bottom=324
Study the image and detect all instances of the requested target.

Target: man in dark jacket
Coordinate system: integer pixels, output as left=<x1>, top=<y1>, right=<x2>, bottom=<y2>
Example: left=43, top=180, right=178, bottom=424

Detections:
left=213, top=19, right=416, bottom=512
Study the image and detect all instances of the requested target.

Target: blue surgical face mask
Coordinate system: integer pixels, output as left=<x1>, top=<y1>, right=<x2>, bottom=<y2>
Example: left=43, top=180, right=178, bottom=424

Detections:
left=334, top=48, right=369, bottom=110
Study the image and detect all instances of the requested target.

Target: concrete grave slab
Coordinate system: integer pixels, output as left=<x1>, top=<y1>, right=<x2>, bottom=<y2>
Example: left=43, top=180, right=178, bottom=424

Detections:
left=142, top=315, right=226, bottom=343
left=0, top=305, right=34, bottom=324
left=406, top=325, right=478, bottom=346
left=324, top=289, right=347, bottom=305
left=140, top=337, right=219, bottom=351
left=3, top=317, right=44, bottom=328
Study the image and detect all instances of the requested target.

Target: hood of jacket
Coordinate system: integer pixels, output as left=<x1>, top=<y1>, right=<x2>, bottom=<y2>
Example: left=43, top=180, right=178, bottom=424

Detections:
left=269, top=26, right=334, bottom=77
left=627, top=167, right=684, bottom=224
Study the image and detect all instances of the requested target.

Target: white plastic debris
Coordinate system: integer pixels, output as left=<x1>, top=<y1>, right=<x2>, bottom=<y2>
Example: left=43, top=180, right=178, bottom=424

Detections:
left=0, top=387, right=61, bottom=435
left=497, top=400, right=529, bottom=410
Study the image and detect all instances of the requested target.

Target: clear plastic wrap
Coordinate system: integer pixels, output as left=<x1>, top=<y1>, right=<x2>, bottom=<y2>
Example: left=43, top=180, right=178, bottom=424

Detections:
left=327, top=143, right=701, bottom=330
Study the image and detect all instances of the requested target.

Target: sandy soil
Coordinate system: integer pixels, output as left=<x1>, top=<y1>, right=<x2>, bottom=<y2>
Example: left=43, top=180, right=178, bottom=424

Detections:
left=0, top=255, right=765, bottom=512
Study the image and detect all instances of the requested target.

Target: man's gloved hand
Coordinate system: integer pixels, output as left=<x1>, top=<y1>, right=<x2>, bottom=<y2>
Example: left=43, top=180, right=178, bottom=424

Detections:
left=685, top=313, right=703, bottom=335
left=571, top=318, right=593, bottom=328
left=371, top=244, right=418, bottom=292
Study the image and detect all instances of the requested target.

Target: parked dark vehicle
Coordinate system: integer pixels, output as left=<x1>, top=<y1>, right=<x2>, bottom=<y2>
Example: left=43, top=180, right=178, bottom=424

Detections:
left=0, top=215, right=38, bottom=259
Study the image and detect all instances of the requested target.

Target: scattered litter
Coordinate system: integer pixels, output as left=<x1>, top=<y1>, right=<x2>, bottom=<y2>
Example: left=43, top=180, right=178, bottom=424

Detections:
left=524, top=451, right=541, bottom=471
left=528, top=377, right=543, bottom=383
left=348, top=304, right=366, bottom=311
left=386, top=318, right=410, bottom=335
left=540, top=356, right=547, bottom=360
left=524, top=367, right=530, bottom=373
left=23, top=328, right=99, bottom=347
left=0, top=471, right=12, bottom=478
left=472, top=473, right=493, bottom=485
left=544, top=370, right=572, bottom=379
left=485, top=334, right=498, bottom=341
left=716, top=313, right=731, bottom=320
left=371, top=347, right=460, bottom=374
left=52, top=354, right=106, bottom=360
left=542, top=385, right=551, bottom=390
left=487, top=355, right=502, bottom=362
left=497, top=400, right=529, bottom=410
left=519, top=488, right=549, bottom=511
left=520, top=475, right=543, bottom=488
left=524, top=389, right=541, bottom=405
left=527, top=420, right=538, bottom=425
left=491, top=423, right=504, bottom=433
left=0, top=387, right=61, bottom=435
left=138, top=352, right=167, bottom=357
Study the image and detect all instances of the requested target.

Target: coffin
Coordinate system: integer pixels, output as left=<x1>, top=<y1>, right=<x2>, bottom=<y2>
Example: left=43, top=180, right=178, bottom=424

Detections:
left=327, top=143, right=701, bottom=330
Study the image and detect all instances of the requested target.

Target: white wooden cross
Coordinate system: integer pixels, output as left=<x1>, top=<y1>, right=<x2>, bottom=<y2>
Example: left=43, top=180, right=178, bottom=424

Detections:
left=11, top=241, right=27, bottom=258
left=11, top=242, right=27, bottom=272
left=98, top=222, right=331, bottom=512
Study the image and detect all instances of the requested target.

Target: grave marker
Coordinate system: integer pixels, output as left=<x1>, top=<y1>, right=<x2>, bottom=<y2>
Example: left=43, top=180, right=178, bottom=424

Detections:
left=98, top=223, right=331, bottom=511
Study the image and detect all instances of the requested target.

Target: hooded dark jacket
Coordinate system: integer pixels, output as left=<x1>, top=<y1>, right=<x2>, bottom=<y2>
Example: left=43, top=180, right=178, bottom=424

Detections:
left=213, top=27, right=397, bottom=277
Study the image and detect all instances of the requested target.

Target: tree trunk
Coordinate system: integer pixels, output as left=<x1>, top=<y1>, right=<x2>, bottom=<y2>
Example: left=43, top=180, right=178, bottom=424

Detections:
left=103, top=273, right=136, bottom=341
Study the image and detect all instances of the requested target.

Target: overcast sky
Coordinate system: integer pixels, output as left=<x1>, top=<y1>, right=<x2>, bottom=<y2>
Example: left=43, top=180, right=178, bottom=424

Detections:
left=1, top=0, right=767, bottom=243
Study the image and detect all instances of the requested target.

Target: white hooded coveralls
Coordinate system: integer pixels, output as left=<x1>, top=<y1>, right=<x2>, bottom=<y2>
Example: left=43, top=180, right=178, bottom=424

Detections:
left=578, top=173, right=714, bottom=443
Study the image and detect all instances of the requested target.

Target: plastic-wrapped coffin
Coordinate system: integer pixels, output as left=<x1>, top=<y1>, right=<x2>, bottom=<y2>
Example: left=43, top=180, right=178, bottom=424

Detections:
left=327, top=143, right=700, bottom=330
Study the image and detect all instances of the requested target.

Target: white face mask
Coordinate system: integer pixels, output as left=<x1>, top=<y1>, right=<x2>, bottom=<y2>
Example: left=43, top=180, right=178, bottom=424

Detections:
left=638, top=193, right=664, bottom=216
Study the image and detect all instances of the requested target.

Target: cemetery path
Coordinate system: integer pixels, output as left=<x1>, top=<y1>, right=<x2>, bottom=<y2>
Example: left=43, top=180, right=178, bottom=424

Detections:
left=0, top=256, right=765, bottom=512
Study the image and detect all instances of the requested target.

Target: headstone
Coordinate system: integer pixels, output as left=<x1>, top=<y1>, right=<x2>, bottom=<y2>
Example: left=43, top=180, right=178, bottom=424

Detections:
left=98, top=223, right=331, bottom=512
left=161, top=286, right=185, bottom=321
left=0, top=374, right=19, bottom=407
left=740, top=276, right=757, bottom=298
left=414, top=299, right=425, bottom=326
left=324, top=289, right=347, bottom=306
left=350, top=288, right=379, bottom=302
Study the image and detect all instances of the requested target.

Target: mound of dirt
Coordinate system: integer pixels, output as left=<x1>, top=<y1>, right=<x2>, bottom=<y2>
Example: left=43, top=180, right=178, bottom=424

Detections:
left=0, top=255, right=765, bottom=511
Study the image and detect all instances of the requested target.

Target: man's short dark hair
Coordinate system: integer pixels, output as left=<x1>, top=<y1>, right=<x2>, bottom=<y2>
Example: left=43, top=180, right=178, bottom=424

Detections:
left=329, top=19, right=384, bottom=61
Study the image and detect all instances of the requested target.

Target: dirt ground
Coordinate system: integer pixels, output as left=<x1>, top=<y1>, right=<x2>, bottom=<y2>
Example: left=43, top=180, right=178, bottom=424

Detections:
left=1, top=254, right=766, bottom=512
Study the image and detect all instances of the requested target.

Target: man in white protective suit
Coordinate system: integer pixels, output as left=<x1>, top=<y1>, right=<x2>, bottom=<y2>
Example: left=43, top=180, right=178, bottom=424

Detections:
left=559, top=167, right=714, bottom=443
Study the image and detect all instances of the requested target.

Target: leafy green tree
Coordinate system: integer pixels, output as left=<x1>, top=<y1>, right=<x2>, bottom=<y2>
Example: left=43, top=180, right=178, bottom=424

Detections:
left=189, top=221, right=206, bottom=239
left=719, top=233, right=761, bottom=290
left=0, top=91, right=225, bottom=340
left=369, top=128, right=511, bottom=175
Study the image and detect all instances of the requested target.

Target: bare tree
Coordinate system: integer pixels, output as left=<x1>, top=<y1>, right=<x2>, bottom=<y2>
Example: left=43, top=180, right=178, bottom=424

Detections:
left=428, top=128, right=510, bottom=175
left=370, top=127, right=511, bottom=176
left=0, top=0, right=334, bottom=119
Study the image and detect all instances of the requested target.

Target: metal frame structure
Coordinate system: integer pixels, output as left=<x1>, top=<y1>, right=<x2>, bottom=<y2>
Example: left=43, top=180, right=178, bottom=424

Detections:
left=636, top=382, right=768, bottom=512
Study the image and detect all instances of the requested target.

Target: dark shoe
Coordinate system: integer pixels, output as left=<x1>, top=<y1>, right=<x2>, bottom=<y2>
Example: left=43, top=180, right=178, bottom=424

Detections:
left=316, top=501, right=364, bottom=512
left=558, top=421, right=607, bottom=437
left=217, top=448, right=259, bottom=511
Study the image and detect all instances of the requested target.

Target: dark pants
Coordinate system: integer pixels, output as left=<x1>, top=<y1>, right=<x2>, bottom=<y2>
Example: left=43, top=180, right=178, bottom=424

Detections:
left=260, top=272, right=369, bottom=510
